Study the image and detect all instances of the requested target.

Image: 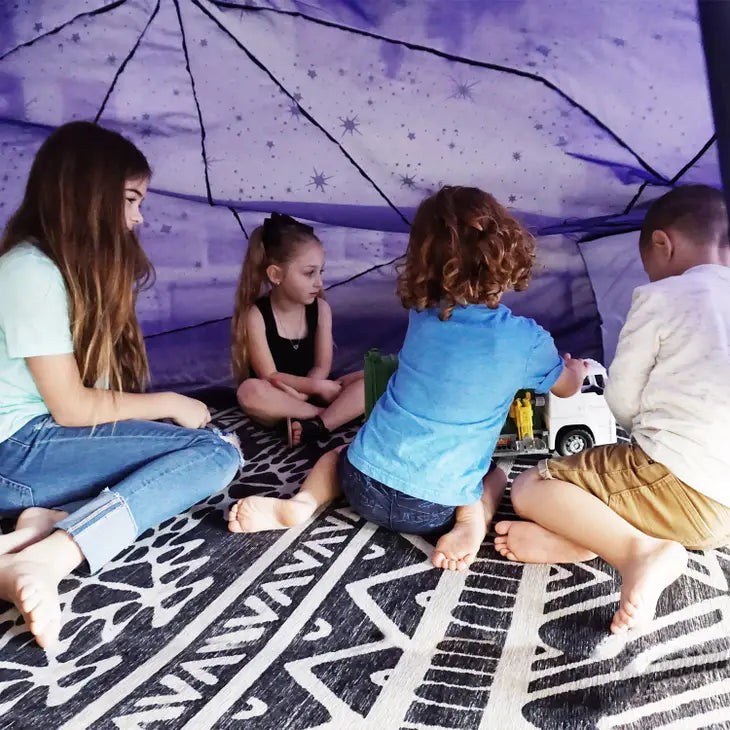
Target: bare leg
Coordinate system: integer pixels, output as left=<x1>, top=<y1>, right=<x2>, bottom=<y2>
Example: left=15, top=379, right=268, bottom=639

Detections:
left=237, top=379, right=322, bottom=426
left=431, top=467, right=505, bottom=572
left=480, top=465, right=508, bottom=532
left=0, top=530, right=84, bottom=647
left=0, top=508, right=68, bottom=556
left=229, top=447, right=343, bottom=533
left=319, top=374, right=365, bottom=432
left=336, top=370, right=365, bottom=387
left=500, top=468, right=687, bottom=633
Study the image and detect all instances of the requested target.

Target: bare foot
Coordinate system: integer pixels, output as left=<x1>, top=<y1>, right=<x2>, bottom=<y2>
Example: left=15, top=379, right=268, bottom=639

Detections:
left=494, top=521, right=597, bottom=563
left=0, top=508, right=68, bottom=556
left=432, top=502, right=486, bottom=572
left=611, top=540, right=687, bottom=634
left=228, top=494, right=316, bottom=533
left=0, top=554, right=62, bottom=648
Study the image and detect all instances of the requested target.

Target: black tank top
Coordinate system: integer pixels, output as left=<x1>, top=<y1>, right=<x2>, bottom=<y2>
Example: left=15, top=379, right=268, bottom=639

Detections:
left=251, top=296, right=318, bottom=378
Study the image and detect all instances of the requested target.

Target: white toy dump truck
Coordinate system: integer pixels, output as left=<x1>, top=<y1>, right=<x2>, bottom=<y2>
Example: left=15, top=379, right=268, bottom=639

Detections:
left=495, top=359, right=617, bottom=456
left=364, top=351, right=616, bottom=457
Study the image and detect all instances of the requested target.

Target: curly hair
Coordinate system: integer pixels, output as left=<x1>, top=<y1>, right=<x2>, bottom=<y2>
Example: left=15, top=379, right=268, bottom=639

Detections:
left=397, top=186, right=535, bottom=319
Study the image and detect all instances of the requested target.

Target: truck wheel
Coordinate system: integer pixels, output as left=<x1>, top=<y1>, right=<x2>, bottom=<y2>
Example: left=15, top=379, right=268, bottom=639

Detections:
left=557, top=428, right=594, bottom=456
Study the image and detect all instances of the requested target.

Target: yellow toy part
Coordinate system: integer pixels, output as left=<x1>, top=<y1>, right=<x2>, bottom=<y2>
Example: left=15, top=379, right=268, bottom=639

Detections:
left=514, top=392, right=534, bottom=441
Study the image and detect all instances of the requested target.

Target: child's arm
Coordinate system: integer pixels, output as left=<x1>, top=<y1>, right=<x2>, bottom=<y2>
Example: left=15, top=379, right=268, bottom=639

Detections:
left=307, top=298, right=333, bottom=380
left=550, top=354, right=589, bottom=398
left=246, top=305, right=334, bottom=398
left=27, top=354, right=210, bottom=429
left=604, top=288, right=662, bottom=432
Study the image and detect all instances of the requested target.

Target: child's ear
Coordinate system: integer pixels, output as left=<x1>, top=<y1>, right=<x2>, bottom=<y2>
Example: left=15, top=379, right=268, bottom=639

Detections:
left=651, top=229, right=674, bottom=260
left=266, top=263, right=284, bottom=286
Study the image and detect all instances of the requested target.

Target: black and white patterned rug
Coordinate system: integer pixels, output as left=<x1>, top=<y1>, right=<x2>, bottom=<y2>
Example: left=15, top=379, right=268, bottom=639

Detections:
left=1, top=403, right=730, bottom=730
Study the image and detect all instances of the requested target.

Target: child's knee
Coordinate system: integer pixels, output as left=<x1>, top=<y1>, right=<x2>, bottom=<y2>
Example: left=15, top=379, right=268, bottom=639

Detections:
left=237, top=378, right=267, bottom=410
left=510, top=467, right=545, bottom=515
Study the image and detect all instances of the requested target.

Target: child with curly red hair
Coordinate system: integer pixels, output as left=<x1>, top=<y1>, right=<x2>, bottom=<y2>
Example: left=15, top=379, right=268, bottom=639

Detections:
left=229, top=186, right=586, bottom=569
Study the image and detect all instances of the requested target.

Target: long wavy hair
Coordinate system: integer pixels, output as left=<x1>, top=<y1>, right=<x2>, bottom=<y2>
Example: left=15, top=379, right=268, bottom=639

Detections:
left=0, top=121, right=153, bottom=392
left=397, top=186, right=535, bottom=319
left=231, top=212, right=320, bottom=384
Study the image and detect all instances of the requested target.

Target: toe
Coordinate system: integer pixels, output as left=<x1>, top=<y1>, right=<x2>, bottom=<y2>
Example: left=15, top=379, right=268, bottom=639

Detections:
left=456, top=560, right=467, bottom=571
left=494, top=521, right=511, bottom=535
left=506, top=551, right=517, bottom=562
left=431, top=551, right=445, bottom=569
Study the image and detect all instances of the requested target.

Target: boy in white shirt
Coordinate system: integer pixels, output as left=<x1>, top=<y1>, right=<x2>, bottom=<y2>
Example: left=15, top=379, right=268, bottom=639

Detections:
left=494, top=185, right=730, bottom=634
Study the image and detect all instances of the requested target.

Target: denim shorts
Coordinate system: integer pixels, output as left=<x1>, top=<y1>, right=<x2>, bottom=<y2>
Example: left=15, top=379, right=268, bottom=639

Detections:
left=337, top=447, right=472, bottom=536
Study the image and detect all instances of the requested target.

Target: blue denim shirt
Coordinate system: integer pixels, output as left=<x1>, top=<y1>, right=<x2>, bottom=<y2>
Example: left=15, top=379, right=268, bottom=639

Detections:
left=347, top=304, right=564, bottom=506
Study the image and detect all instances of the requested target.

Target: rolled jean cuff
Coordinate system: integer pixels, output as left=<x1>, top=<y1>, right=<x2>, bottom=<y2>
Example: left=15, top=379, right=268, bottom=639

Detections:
left=54, top=488, right=138, bottom=574
left=537, top=459, right=554, bottom=480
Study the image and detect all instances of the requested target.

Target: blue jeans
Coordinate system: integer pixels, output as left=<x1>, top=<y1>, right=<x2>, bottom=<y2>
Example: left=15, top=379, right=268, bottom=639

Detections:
left=0, top=416, right=242, bottom=573
left=337, top=448, right=457, bottom=535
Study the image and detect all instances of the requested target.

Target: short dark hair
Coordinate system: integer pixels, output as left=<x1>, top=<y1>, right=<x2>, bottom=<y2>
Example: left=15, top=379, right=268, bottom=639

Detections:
left=640, top=184, right=728, bottom=248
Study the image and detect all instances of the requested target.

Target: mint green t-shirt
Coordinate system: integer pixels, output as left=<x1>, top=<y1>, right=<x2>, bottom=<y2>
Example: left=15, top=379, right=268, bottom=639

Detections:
left=0, top=242, right=74, bottom=444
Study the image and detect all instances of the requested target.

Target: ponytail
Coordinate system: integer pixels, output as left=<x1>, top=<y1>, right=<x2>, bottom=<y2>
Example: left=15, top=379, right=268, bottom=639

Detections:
left=232, top=226, right=267, bottom=384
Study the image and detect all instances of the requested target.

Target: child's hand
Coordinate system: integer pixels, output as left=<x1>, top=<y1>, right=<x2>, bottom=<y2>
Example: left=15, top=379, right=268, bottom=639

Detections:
left=316, top=379, right=343, bottom=403
left=562, top=353, right=589, bottom=378
left=168, top=394, right=211, bottom=429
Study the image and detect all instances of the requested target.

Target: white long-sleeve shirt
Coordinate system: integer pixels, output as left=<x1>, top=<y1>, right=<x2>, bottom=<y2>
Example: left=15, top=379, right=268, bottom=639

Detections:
left=604, top=264, right=730, bottom=506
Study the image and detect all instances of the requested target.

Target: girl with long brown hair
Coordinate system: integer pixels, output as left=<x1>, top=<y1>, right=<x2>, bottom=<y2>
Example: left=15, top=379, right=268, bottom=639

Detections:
left=0, top=121, right=241, bottom=648
left=231, top=212, right=364, bottom=447
left=229, top=186, right=588, bottom=571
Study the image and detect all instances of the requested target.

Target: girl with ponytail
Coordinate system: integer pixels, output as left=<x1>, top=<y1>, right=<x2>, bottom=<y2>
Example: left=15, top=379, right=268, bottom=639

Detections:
left=230, top=213, right=364, bottom=450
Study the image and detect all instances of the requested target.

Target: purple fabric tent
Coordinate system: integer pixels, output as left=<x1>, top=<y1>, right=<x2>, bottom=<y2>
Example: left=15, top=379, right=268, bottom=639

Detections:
left=0, top=0, right=720, bottom=389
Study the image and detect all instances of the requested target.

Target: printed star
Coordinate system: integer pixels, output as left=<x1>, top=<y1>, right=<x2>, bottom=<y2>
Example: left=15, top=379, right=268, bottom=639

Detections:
left=266, top=140, right=274, bottom=149
left=338, top=68, right=345, bottom=76
left=399, top=174, right=416, bottom=189
left=308, top=168, right=331, bottom=192
left=560, top=110, right=570, bottom=118
left=142, top=113, right=150, bottom=120
left=557, top=135, right=568, bottom=146
left=307, top=68, right=317, bottom=79
left=71, top=33, right=80, bottom=43
left=140, top=127, right=152, bottom=138
left=33, top=22, right=43, bottom=32
left=508, top=194, right=517, bottom=203
left=534, top=123, right=543, bottom=130
left=161, top=224, right=172, bottom=233
left=173, top=89, right=180, bottom=95
left=107, top=54, right=117, bottom=65
left=235, top=114, right=242, bottom=121
left=286, top=186, right=292, bottom=193
left=292, top=92, right=303, bottom=102
left=288, top=103, right=301, bottom=118
left=367, top=98, right=374, bottom=106
left=200, top=39, right=208, bottom=47
left=450, top=78, right=479, bottom=101
left=653, top=33, right=663, bottom=40
left=535, top=45, right=551, bottom=57
left=513, top=151, right=522, bottom=160
left=407, top=131, right=416, bottom=140
left=448, top=141, right=456, bottom=149
left=613, top=37, right=625, bottom=47
left=339, top=115, right=361, bottom=136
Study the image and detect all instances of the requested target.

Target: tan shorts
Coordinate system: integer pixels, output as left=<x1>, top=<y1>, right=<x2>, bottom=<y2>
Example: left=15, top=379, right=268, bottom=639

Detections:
left=540, top=443, right=730, bottom=550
